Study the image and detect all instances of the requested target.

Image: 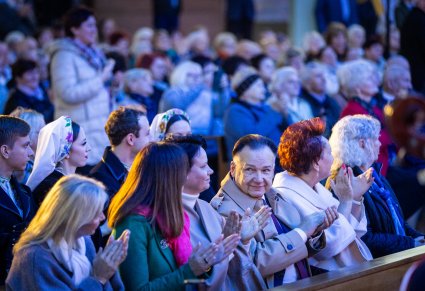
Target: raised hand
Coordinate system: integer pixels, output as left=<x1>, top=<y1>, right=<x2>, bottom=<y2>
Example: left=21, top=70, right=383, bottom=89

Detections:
left=240, top=206, right=271, bottom=244
left=92, top=230, right=130, bottom=284
left=188, top=241, right=219, bottom=276
left=222, top=211, right=242, bottom=238
left=101, top=59, right=115, bottom=82
left=351, top=167, right=374, bottom=202
left=298, top=211, right=326, bottom=237
left=330, top=164, right=353, bottom=202
left=313, top=207, right=338, bottom=235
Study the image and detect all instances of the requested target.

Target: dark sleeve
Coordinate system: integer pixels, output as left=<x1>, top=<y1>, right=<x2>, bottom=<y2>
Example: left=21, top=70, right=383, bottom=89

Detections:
left=361, top=227, right=416, bottom=257
left=32, top=178, right=57, bottom=207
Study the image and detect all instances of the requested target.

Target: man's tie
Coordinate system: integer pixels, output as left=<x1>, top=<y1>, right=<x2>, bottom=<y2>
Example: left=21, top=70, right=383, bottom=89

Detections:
left=264, top=197, right=310, bottom=283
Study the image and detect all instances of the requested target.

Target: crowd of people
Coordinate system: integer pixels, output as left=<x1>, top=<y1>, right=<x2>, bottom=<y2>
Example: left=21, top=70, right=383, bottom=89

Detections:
left=0, top=0, right=425, bottom=290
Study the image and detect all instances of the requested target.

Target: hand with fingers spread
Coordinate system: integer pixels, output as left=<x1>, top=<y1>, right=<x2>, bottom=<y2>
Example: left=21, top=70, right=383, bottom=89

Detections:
left=240, top=206, right=272, bottom=244
left=92, top=229, right=130, bottom=284
left=330, top=164, right=353, bottom=203
left=351, top=167, right=374, bottom=201
left=222, top=211, right=242, bottom=238
left=313, top=207, right=339, bottom=235
left=188, top=241, right=219, bottom=276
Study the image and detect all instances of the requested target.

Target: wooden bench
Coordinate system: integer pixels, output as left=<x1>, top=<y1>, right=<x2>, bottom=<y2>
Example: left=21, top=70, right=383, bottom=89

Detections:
left=274, top=246, right=425, bottom=291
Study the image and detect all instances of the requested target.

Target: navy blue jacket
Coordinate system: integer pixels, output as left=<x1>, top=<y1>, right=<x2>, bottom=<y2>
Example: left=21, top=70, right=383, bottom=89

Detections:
left=315, top=0, right=358, bottom=32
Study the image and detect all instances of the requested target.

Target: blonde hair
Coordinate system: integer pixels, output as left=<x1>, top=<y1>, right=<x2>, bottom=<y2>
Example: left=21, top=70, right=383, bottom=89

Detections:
left=9, top=107, right=45, bottom=145
left=170, top=61, right=202, bottom=87
left=14, top=174, right=107, bottom=253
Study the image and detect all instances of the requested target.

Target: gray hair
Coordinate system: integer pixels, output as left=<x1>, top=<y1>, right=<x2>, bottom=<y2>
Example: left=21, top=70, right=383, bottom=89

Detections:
left=170, top=61, right=202, bottom=87
left=383, top=65, right=410, bottom=86
left=269, top=66, right=298, bottom=93
left=300, top=62, right=326, bottom=87
left=329, top=114, right=381, bottom=169
left=337, top=59, right=376, bottom=98
left=123, top=68, right=151, bottom=93
left=213, top=32, right=236, bottom=50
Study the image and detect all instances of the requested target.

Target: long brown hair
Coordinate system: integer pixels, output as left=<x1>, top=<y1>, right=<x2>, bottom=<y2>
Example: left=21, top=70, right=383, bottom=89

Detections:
left=108, top=142, right=189, bottom=238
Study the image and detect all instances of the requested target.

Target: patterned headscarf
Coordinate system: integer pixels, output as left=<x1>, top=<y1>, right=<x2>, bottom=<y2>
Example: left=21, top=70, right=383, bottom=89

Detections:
left=26, top=116, right=74, bottom=190
left=149, top=108, right=191, bottom=141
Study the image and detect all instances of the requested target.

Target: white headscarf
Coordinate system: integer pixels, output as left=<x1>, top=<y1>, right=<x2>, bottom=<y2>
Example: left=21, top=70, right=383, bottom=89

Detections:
left=26, top=116, right=74, bottom=190
left=149, top=108, right=190, bottom=141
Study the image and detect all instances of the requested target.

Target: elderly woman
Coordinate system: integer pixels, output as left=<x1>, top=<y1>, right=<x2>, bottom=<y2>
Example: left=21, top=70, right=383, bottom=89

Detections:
left=224, top=66, right=287, bottom=158
left=119, top=68, right=156, bottom=123
left=329, top=114, right=424, bottom=258
left=6, top=174, right=129, bottom=290
left=273, top=118, right=373, bottom=270
left=168, top=135, right=270, bottom=290
left=338, top=59, right=394, bottom=175
left=48, top=6, right=114, bottom=166
left=268, top=66, right=314, bottom=125
left=159, top=61, right=215, bottom=136
left=108, top=143, right=236, bottom=290
left=27, top=116, right=90, bottom=207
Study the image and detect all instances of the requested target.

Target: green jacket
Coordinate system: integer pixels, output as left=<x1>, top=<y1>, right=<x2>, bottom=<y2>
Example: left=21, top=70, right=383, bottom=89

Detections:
left=113, top=214, right=197, bottom=291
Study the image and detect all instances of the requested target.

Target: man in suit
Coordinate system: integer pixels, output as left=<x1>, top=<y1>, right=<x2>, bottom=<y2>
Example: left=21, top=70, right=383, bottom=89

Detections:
left=401, top=0, right=425, bottom=95
left=152, top=0, right=182, bottom=34
left=211, top=134, right=337, bottom=288
left=89, top=105, right=150, bottom=245
left=90, top=105, right=150, bottom=200
left=0, top=116, right=35, bottom=284
left=315, top=0, right=358, bottom=33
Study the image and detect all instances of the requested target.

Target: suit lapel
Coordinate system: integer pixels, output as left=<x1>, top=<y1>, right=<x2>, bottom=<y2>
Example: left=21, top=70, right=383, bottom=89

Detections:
left=195, top=201, right=221, bottom=242
left=152, top=229, right=177, bottom=270
left=266, top=189, right=301, bottom=229
left=11, top=177, right=32, bottom=219
left=0, top=185, right=22, bottom=217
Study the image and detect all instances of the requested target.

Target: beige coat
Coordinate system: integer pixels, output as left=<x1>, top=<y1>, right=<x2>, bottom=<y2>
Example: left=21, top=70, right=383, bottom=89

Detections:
left=211, top=174, right=325, bottom=288
left=49, top=39, right=111, bottom=165
left=183, top=197, right=266, bottom=291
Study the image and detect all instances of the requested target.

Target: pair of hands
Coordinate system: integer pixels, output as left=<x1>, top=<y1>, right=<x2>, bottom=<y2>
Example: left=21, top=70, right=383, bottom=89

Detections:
left=330, top=165, right=374, bottom=203
left=92, top=230, right=130, bottom=285
left=298, top=207, right=339, bottom=237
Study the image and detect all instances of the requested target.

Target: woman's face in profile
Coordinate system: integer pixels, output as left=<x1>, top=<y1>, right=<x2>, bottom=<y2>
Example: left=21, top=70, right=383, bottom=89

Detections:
left=69, top=128, right=90, bottom=168
left=76, top=209, right=105, bottom=237
left=166, top=120, right=191, bottom=138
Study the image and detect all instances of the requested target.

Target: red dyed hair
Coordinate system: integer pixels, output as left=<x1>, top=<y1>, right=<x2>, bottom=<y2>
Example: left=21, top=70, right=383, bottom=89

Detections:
left=278, top=118, right=326, bottom=176
left=136, top=52, right=167, bottom=69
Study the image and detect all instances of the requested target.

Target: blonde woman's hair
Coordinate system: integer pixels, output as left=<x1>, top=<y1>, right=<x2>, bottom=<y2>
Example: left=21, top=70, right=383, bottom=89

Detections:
left=14, top=174, right=107, bottom=253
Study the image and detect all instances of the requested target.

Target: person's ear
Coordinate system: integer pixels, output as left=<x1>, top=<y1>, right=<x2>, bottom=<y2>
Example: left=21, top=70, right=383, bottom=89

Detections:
left=230, top=160, right=236, bottom=177
left=312, top=161, right=320, bottom=172
left=0, top=145, right=9, bottom=159
left=126, top=133, right=134, bottom=146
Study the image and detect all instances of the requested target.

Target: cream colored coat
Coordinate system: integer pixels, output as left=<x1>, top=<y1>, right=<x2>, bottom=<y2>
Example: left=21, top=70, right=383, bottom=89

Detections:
left=49, top=39, right=111, bottom=165
left=211, top=174, right=325, bottom=289
left=273, top=171, right=373, bottom=270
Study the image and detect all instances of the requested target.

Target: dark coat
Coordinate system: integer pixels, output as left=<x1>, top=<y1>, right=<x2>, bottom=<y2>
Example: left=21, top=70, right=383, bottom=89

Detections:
left=89, top=147, right=127, bottom=201
left=4, top=87, right=54, bottom=122
left=299, top=88, right=341, bottom=137
left=353, top=166, right=423, bottom=258
left=401, top=7, right=425, bottom=94
left=6, top=236, right=124, bottom=290
left=0, top=176, right=36, bottom=283
left=32, top=170, right=63, bottom=208
left=315, top=0, right=358, bottom=32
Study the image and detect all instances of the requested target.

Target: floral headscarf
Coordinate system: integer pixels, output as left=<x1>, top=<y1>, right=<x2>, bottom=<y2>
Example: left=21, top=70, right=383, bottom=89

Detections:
left=149, top=108, right=191, bottom=141
left=26, top=116, right=74, bottom=190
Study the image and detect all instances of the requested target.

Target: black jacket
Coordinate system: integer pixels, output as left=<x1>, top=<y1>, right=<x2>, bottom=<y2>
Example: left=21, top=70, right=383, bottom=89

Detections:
left=32, top=170, right=63, bottom=208
left=89, top=147, right=127, bottom=201
left=300, top=88, right=341, bottom=137
left=353, top=166, right=423, bottom=258
left=5, top=87, right=54, bottom=122
left=0, top=176, right=35, bottom=283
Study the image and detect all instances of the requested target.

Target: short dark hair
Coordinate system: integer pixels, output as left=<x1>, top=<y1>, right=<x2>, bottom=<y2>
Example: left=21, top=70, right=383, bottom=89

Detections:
left=63, top=6, right=94, bottom=37
left=250, top=53, right=269, bottom=70
left=105, top=106, right=146, bottom=146
left=278, top=118, right=325, bottom=176
left=12, top=59, right=38, bottom=79
left=191, top=55, right=213, bottom=69
left=0, top=116, right=30, bottom=147
left=232, top=134, right=277, bottom=157
left=165, top=135, right=207, bottom=167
